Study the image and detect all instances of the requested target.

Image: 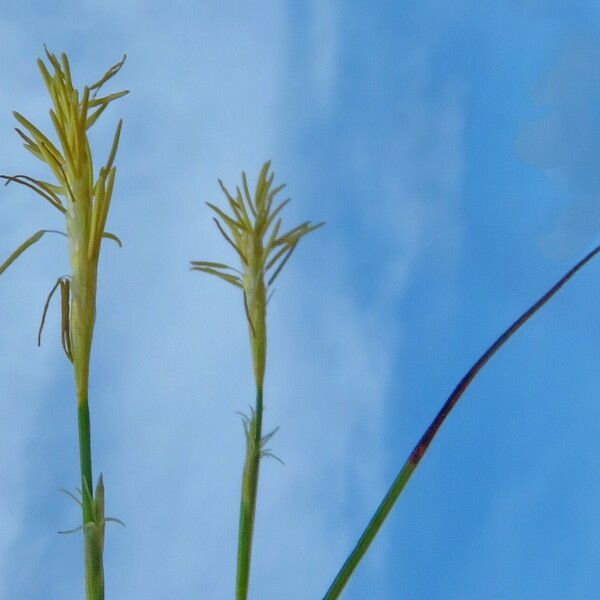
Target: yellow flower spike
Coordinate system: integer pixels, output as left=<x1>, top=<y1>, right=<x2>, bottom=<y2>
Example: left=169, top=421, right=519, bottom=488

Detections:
left=193, top=161, right=323, bottom=386
left=1, top=48, right=128, bottom=600
left=191, top=161, right=323, bottom=600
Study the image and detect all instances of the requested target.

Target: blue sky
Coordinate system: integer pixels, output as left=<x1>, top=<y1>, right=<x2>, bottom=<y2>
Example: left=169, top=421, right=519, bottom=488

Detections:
left=1, top=2, right=600, bottom=599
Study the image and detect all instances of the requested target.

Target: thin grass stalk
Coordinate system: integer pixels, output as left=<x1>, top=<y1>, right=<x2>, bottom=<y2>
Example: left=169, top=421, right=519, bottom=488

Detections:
left=322, top=242, right=600, bottom=600
left=191, top=162, right=322, bottom=599
left=236, top=385, right=264, bottom=599
left=235, top=226, right=267, bottom=600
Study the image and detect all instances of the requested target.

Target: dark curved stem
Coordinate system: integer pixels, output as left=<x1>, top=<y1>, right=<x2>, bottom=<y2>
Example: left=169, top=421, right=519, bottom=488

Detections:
left=323, top=243, right=600, bottom=600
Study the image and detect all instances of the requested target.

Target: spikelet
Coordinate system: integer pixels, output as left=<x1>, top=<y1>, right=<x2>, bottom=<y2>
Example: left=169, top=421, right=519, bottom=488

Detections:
left=1, top=47, right=127, bottom=355
left=191, top=161, right=323, bottom=385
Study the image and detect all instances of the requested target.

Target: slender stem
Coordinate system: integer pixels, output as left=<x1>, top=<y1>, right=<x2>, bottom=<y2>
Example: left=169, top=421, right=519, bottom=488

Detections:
left=255, top=385, right=263, bottom=448
left=322, top=243, right=600, bottom=600
left=71, top=259, right=104, bottom=600
left=77, top=399, right=94, bottom=522
left=78, top=396, right=104, bottom=600
left=236, top=385, right=264, bottom=600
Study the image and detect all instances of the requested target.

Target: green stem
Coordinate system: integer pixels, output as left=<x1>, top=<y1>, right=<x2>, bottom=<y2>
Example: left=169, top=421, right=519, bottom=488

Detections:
left=77, top=399, right=94, bottom=523
left=71, top=262, right=104, bottom=600
left=322, top=243, right=600, bottom=600
left=236, top=385, right=264, bottom=600
left=78, top=391, right=104, bottom=600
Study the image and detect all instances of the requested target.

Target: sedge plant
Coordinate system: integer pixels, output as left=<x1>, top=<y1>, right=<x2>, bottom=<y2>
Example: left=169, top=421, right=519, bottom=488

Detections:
left=0, top=48, right=127, bottom=600
left=191, top=161, right=323, bottom=599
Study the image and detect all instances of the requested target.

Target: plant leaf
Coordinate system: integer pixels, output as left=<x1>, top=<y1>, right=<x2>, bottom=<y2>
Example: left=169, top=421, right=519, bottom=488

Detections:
left=88, top=90, right=129, bottom=109
left=37, top=277, right=62, bottom=347
left=267, top=242, right=297, bottom=286
left=190, top=265, right=243, bottom=288
left=89, top=54, right=127, bottom=96
left=101, top=232, right=123, bottom=247
left=0, top=229, right=65, bottom=275
left=2, top=174, right=66, bottom=213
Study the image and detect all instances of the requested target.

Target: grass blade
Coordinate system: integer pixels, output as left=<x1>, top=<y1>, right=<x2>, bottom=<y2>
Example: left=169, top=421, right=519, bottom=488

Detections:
left=322, top=242, right=600, bottom=600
